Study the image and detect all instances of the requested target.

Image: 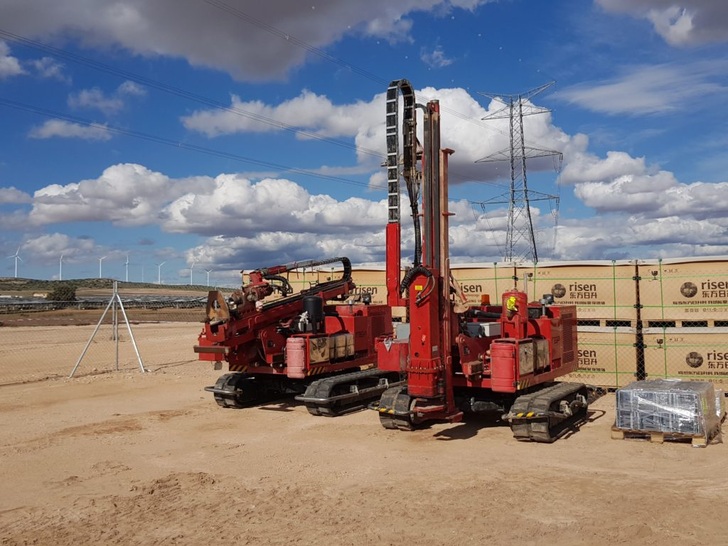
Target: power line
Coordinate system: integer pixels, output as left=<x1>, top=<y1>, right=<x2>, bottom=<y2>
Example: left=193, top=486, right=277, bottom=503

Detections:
left=0, top=14, right=548, bottom=194
left=1, top=24, right=502, bottom=171
left=1, top=27, right=506, bottom=191
left=0, top=28, right=383, bottom=161
left=0, top=97, right=381, bottom=191
left=1, top=27, right=501, bottom=195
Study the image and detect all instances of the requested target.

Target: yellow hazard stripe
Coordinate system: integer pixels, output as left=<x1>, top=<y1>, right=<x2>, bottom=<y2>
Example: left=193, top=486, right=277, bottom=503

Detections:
left=516, top=378, right=531, bottom=390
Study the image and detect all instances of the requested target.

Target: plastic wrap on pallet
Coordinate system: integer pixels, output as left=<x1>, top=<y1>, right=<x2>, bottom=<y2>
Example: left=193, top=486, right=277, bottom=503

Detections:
left=717, top=390, right=726, bottom=421
left=615, top=379, right=719, bottom=436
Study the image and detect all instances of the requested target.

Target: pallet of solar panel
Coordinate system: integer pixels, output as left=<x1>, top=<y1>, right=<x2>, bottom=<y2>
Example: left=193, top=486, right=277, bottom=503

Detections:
left=518, top=260, right=637, bottom=325
left=563, top=326, right=637, bottom=390
left=643, top=327, right=728, bottom=390
left=638, top=256, right=728, bottom=324
left=612, top=379, right=722, bottom=447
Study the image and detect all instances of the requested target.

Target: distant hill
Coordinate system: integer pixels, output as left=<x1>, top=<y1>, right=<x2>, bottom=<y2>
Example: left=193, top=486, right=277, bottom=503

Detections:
left=0, top=278, right=215, bottom=296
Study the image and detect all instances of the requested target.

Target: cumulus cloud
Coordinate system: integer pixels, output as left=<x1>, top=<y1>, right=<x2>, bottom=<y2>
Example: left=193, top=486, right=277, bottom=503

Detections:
left=117, top=80, right=146, bottom=96
left=186, top=211, right=476, bottom=269
left=0, top=210, right=31, bottom=233
left=559, top=135, right=728, bottom=222
left=1, top=41, right=73, bottom=82
left=560, top=150, right=648, bottom=185
left=188, top=230, right=388, bottom=269
left=554, top=61, right=728, bottom=115
left=0, top=40, right=25, bottom=78
left=182, top=195, right=549, bottom=269
left=30, top=57, right=70, bottom=82
left=68, top=88, right=124, bottom=115
left=421, top=45, right=454, bottom=68
left=575, top=176, right=728, bottom=219
left=39, top=83, right=728, bottom=261
left=21, top=233, right=97, bottom=264
left=0, top=187, right=32, bottom=204
left=1, top=0, right=493, bottom=82
left=183, top=86, right=573, bottom=185
left=182, top=90, right=378, bottom=140
left=597, top=0, right=728, bottom=46
left=11, top=149, right=728, bottom=267
left=17, top=161, right=512, bottom=268
left=28, top=120, right=112, bottom=141
left=161, top=175, right=388, bottom=236
left=543, top=135, right=728, bottom=259
left=29, top=163, right=216, bottom=226
left=553, top=214, right=728, bottom=261
left=23, top=164, right=397, bottom=260
left=68, top=80, right=147, bottom=115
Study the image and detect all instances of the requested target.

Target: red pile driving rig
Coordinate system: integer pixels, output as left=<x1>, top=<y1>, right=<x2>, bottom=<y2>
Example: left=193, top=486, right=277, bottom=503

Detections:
left=194, top=256, right=403, bottom=414
left=368, top=79, right=589, bottom=441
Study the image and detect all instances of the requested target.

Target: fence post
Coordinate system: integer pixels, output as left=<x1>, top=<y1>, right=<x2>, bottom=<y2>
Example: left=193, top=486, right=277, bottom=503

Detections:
left=633, top=261, right=646, bottom=380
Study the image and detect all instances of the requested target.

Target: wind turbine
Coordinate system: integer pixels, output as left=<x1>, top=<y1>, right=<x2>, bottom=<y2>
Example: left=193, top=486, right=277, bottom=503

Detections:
left=7, top=247, right=22, bottom=278
left=98, top=255, right=107, bottom=279
left=125, top=254, right=130, bottom=282
left=59, top=254, right=64, bottom=281
left=205, top=268, right=213, bottom=287
left=189, top=260, right=196, bottom=285
left=157, top=261, right=166, bottom=284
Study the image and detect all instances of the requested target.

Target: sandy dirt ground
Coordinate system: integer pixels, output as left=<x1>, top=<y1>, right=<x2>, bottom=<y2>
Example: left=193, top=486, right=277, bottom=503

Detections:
left=1, top=325, right=727, bottom=546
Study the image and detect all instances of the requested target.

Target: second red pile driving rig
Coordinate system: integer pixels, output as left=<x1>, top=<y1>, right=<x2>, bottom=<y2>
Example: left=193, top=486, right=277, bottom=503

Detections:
left=368, top=79, right=589, bottom=442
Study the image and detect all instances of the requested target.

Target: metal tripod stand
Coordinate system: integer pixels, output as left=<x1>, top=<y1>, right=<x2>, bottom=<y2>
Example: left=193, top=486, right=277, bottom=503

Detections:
left=69, top=281, right=146, bottom=377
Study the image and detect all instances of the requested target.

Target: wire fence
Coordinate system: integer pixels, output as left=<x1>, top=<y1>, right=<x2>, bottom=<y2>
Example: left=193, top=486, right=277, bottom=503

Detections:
left=2, top=256, right=727, bottom=391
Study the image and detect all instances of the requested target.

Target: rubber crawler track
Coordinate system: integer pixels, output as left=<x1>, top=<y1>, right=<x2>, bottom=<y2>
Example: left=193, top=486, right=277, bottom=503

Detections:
left=297, top=369, right=404, bottom=417
left=507, top=382, right=589, bottom=443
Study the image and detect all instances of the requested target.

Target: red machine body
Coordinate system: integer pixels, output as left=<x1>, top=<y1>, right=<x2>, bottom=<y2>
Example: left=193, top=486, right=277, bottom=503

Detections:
left=376, top=292, right=578, bottom=394
left=195, top=257, right=396, bottom=409
left=376, top=79, right=587, bottom=440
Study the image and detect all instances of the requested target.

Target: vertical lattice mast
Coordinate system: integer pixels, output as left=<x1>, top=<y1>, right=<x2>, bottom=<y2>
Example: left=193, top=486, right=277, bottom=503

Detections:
left=476, top=82, right=561, bottom=262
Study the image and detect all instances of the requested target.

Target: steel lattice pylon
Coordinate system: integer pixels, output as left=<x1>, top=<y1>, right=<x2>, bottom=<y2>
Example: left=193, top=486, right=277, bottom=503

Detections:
left=475, top=82, right=562, bottom=263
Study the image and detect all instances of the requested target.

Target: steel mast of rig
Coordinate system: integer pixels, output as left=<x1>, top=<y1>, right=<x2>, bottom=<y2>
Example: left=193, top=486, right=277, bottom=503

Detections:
left=474, top=82, right=562, bottom=263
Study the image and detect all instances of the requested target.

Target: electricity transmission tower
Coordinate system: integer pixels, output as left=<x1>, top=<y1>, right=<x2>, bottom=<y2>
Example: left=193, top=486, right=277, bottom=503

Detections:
left=474, top=82, right=562, bottom=263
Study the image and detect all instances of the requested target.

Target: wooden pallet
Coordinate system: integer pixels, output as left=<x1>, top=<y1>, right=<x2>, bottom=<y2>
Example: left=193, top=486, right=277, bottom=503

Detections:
left=577, top=319, right=636, bottom=328
left=645, top=319, right=728, bottom=328
left=611, top=424, right=722, bottom=448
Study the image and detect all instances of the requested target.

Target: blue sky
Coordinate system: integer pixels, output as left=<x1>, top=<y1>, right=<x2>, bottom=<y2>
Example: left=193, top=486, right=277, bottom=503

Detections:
left=1, top=0, right=727, bottom=284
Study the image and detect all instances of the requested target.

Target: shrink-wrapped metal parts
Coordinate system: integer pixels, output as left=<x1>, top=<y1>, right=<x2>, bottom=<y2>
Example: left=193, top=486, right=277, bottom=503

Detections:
left=615, top=379, right=719, bottom=436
